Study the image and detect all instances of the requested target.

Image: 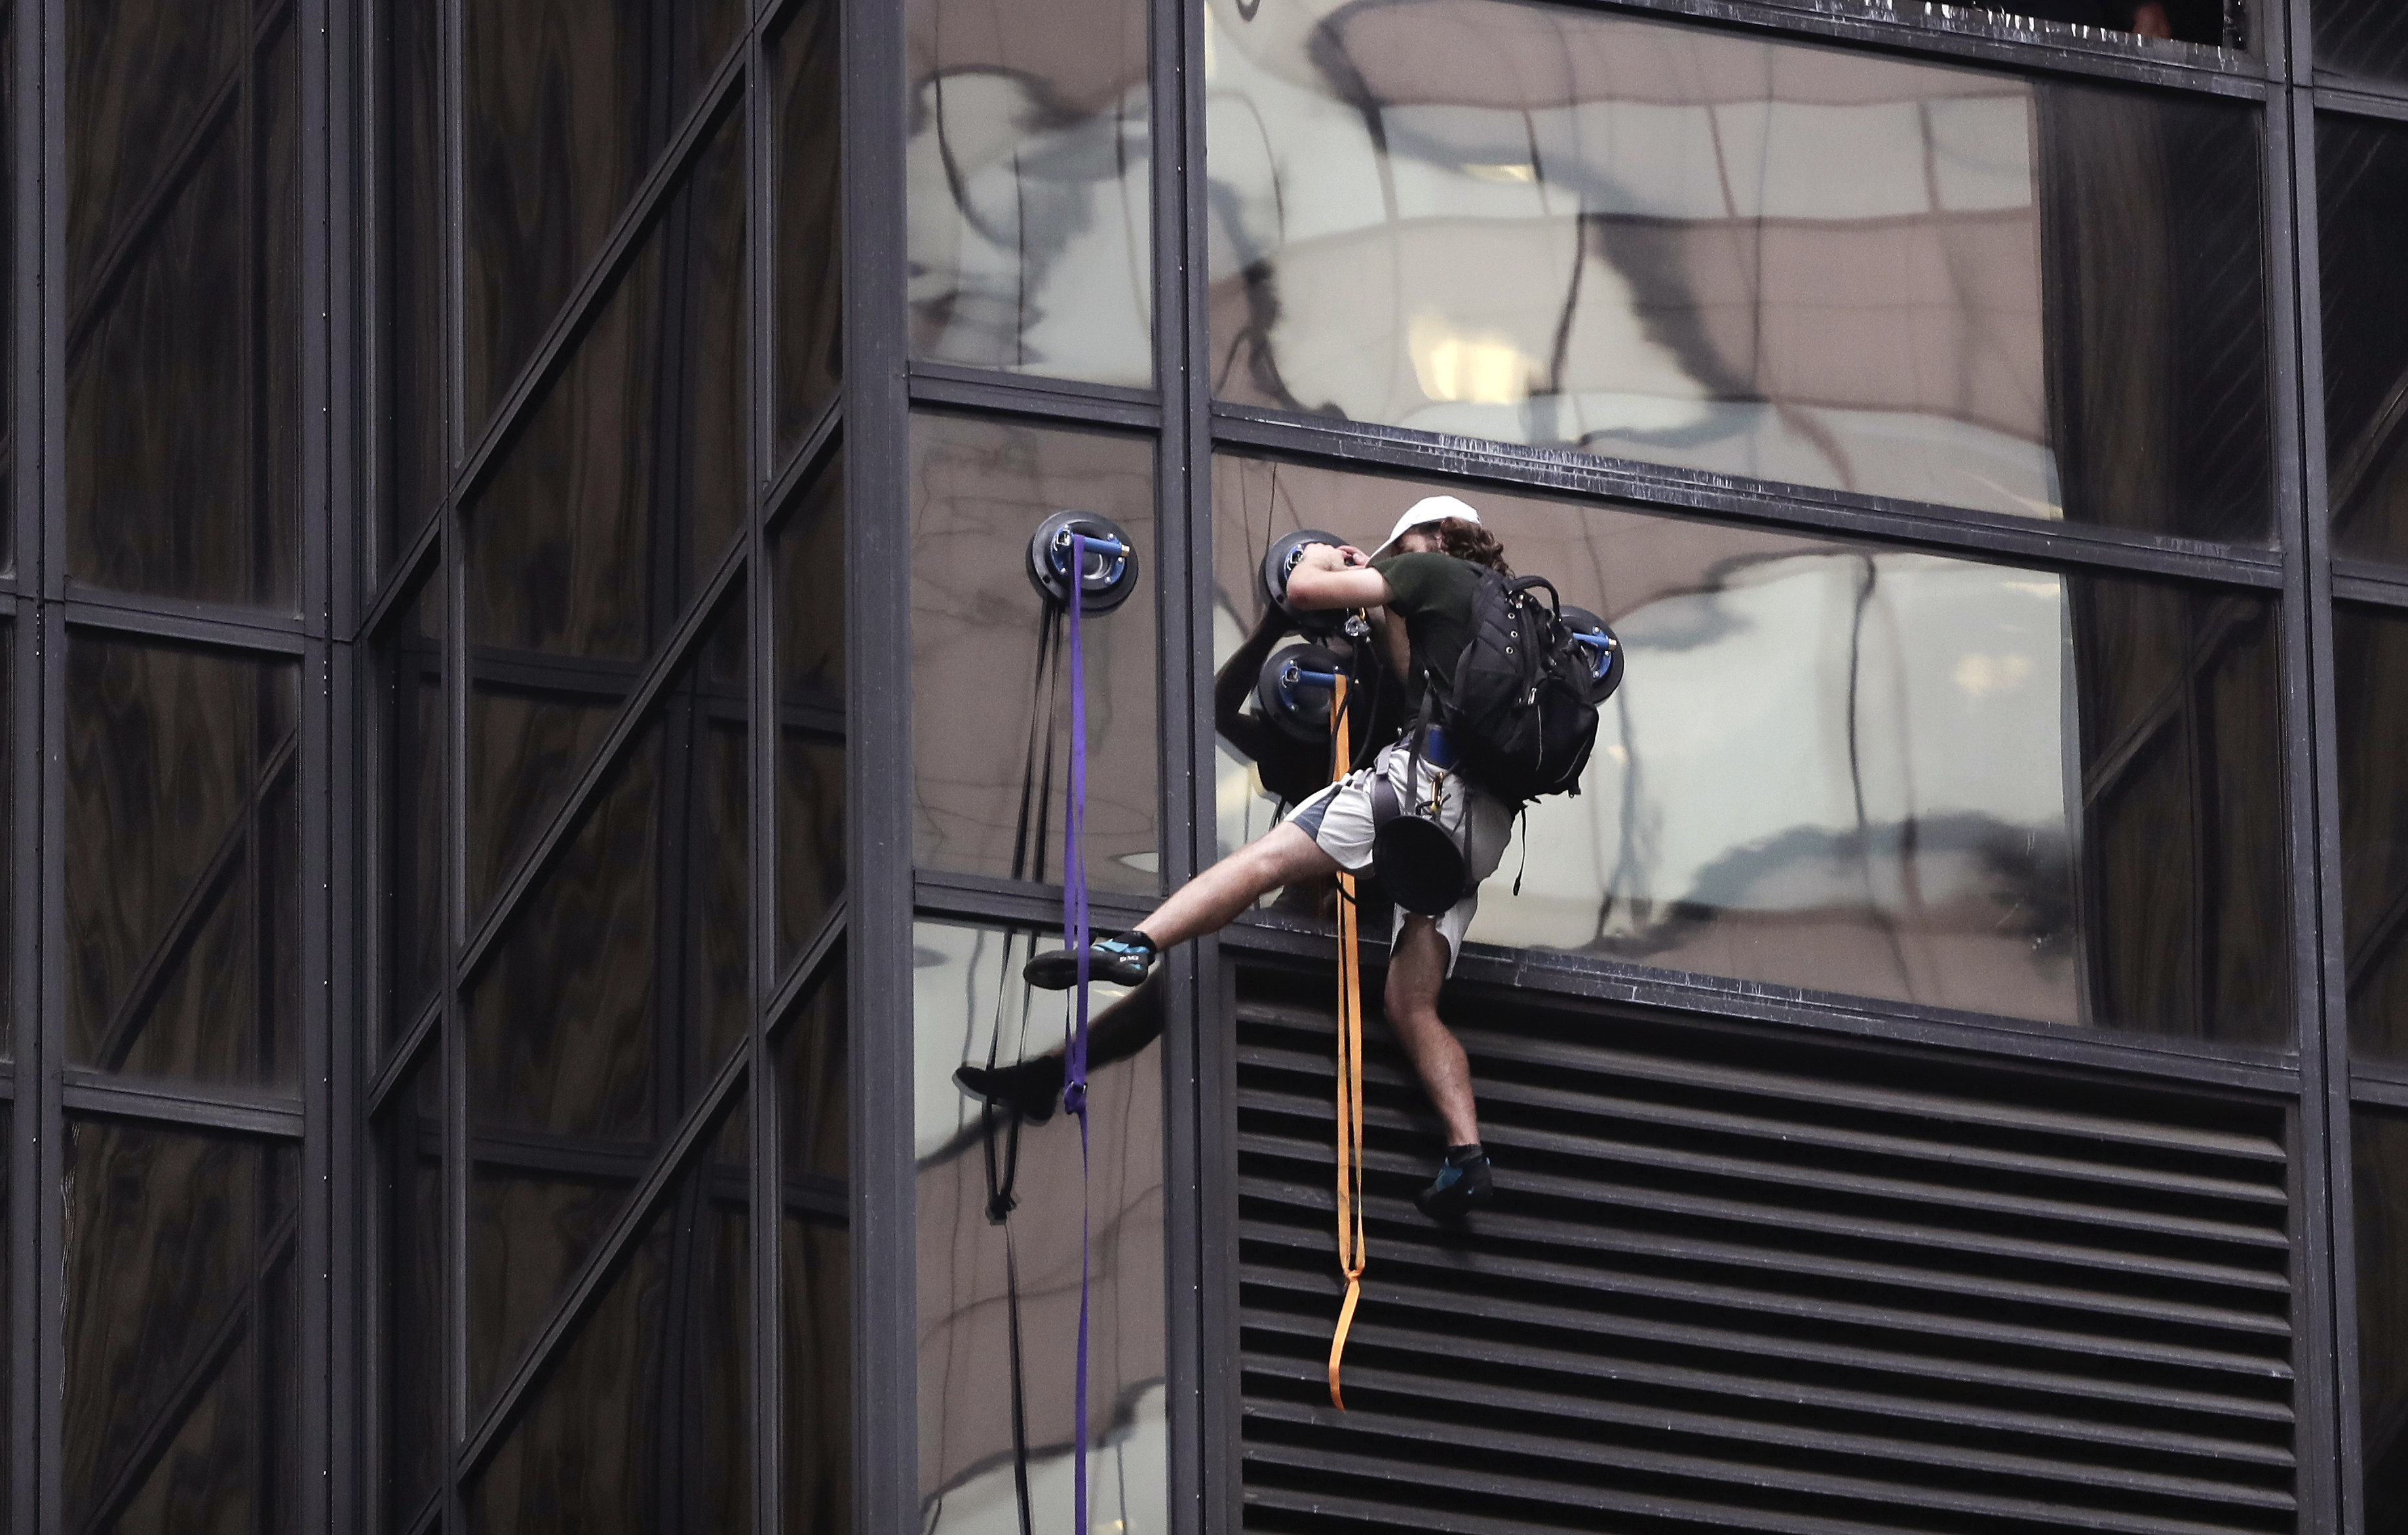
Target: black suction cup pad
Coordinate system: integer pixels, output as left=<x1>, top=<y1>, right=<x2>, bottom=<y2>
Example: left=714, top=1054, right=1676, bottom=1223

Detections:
left=1027, top=511, right=1141, bottom=613
left=1260, top=528, right=1349, bottom=635
left=1254, top=643, right=1345, bottom=744
left=1558, top=605, right=1625, bottom=705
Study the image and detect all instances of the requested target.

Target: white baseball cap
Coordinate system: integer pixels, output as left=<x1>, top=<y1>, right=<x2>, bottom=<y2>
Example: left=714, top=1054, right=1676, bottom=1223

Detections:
left=1368, top=495, right=1482, bottom=559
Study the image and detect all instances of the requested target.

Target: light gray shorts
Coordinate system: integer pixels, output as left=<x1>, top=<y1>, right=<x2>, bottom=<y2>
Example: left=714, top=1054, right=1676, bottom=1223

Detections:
left=1282, top=740, right=1514, bottom=974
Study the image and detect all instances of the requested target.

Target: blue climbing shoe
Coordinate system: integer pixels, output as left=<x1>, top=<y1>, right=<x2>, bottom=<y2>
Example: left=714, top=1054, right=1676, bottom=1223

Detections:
left=1415, top=1145, right=1493, bottom=1220
left=1023, top=932, right=1158, bottom=991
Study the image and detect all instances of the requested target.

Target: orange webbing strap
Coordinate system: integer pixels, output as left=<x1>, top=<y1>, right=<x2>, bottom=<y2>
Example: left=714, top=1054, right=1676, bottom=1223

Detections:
left=1328, top=672, right=1368, bottom=1411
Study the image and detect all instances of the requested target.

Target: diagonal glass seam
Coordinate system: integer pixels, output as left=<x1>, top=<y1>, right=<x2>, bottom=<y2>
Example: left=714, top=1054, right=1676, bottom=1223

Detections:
left=452, top=39, right=749, bottom=514
left=767, top=900, right=846, bottom=1038
left=454, top=1036, right=753, bottom=1481
left=67, top=0, right=292, bottom=360
left=2078, top=594, right=2266, bottom=807
left=765, top=397, right=841, bottom=513
left=358, top=511, right=443, bottom=648
left=72, top=1202, right=298, bottom=1535
left=367, top=993, right=442, bottom=1120
left=91, top=727, right=298, bottom=1072
left=398, top=1485, right=440, bottom=1535
left=455, top=529, right=749, bottom=987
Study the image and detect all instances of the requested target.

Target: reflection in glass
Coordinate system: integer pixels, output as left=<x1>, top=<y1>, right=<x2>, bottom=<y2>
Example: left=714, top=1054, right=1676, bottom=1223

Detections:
left=65, top=637, right=300, bottom=1086
left=2359, top=1110, right=2408, bottom=1534
left=911, top=414, right=1157, bottom=893
left=2335, top=605, right=2408, bottom=1061
left=1213, top=457, right=2288, bottom=1044
left=67, top=0, right=299, bottom=606
left=913, top=922, right=1166, bottom=1535
left=62, top=1121, right=297, bottom=1532
left=774, top=0, right=843, bottom=453
left=466, top=1133, right=750, bottom=1535
left=907, top=0, right=1152, bottom=384
left=2320, top=115, right=2408, bottom=567
left=778, top=455, right=845, bottom=966
left=463, top=0, right=742, bottom=427
left=1207, top=0, right=2268, bottom=541
left=781, top=964, right=850, bottom=1535
left=383, top=0, right=446, bottom=563
left=378, top=1053, right=444, bottom=1527
left=380, top=574, right=446, bottom=1054
left=467, top=600, right=749, bottom=1404
left=467, top=115, right=746, bottom=908
left=1955, top=1, right=2228, bottom=45
left=2316, top=1, right=2408, bottom=86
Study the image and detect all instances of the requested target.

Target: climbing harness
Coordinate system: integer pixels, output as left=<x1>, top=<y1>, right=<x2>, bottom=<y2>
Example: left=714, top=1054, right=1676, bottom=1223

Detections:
left=1328, top=668, right=1369, bottom=1412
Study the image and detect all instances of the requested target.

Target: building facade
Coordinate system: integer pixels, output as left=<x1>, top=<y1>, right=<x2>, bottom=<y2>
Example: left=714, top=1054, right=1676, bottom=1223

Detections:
left=7, top=0, right=2408, bottom=1531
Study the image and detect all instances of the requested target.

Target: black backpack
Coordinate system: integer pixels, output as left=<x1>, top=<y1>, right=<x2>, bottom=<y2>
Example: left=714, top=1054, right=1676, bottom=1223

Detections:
left=1430, top=571, right=1601, bottom=805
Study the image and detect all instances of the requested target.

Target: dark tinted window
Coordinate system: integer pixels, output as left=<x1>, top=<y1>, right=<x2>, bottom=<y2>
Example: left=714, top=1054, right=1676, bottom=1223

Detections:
left=781, top=964, right=849, bottom=1535
left=778, top=455, right=844, bottom=966
left=2358, top=1109, right=2408, bottom=1530
left=1214, top=457, right=2289, bottom=1046
left=773, top=0, right=841, bottom=454
left=377, top=1053, right=444, bottom=1527
left=64, top=636, right=300, bottom=1087
left=2320, top=114, right=2408, bottom=567
left=379, top=574, right=445, bottom=1053
left=2335, top=603, right=2408, bottom=1062
left=383, top=0, right=446, bottom=563
left=1207, top=0, right=2269, bottom=542
left=2316, top=1, right=2408, bottom=86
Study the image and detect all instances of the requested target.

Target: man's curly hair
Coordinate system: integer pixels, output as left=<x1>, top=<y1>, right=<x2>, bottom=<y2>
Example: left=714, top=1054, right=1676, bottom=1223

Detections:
left=1431, top=517, right=1512, bottom=576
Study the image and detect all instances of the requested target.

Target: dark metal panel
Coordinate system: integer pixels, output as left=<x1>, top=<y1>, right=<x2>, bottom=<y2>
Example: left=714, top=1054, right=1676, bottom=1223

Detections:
left=906, top=370, right=1162, bottom=430
left=2312, top=83, right=2408, bottom=123
left=58, top=594, right=313, bottom=653
left=911, top=870, right=1155, bottom=934
left=57, top=1075, right=307, bottom=1139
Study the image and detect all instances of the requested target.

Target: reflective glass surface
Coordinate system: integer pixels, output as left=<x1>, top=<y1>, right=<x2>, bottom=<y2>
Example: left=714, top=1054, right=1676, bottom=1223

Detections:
left=911, top=414, right=1158, bottom=894
left=463, top=0, right=742, bottom=428
left=378, top=1053, right=444, bottom=1527
left=1214, top=457, right=2289, bottom=1044
left=384, top=0, right=446, bottom=563
left=65, top=637, right=300, bottom=1086
left=467, top=114, right=746, bottom=909
left=66, top=0, right=300, bottom=606
left=781, top=964, right=849, bottom=1535
left=2316, top=0, right=2408, bottom=86
left=913, top=922, right=1166, bottom=1535
left=1207, top=0, right=2268, bottom=541
left=907, top=0, right=1153, bottom=385
left=2320, top=114, right=2408, bottom=567
left=468, top=599, right=748, bottom=1403
left=380, top=574, right=446, bottom=1053
left=62, top=1121, right=298, bottom=1532
left=774, top=0, right=843, bottom=453
left=2335, top=604, right=2408, bottom=1062
left=1884, top=1, right=2231, bottom=45
left=778, top=455, right=845, bottom=967
left=2358, top=1109, right=2408, bottom=1532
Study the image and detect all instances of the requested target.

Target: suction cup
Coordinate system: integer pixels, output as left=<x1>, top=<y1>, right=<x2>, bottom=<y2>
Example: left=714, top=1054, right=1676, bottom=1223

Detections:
left=1374, top=814, right=1467, bottom=917
left=1259, top=528, right=1349, bottom=635
left=1559, top=605, right=1625, bottom=705
left=1254, top=643, right=1345, bottom=744
left=1027, top=511, right=1141, bottom=613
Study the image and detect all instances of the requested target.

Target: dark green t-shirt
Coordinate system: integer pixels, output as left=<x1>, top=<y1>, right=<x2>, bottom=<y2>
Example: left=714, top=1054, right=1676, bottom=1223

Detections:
left=1372, top=551, right=1483, bottom=698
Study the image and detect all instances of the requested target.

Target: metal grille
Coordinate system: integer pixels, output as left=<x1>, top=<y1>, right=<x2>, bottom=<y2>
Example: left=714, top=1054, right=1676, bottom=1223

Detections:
left=1234, top=969, right=2297, bottom=1535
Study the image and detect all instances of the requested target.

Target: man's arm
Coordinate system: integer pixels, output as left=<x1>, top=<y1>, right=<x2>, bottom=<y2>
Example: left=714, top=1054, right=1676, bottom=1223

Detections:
left=1283, top=542, right=1392, bottom=611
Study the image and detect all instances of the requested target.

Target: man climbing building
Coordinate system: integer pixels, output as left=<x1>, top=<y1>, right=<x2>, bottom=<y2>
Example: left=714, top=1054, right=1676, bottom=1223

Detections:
left=1024, top=495, right=1519, bottom=1218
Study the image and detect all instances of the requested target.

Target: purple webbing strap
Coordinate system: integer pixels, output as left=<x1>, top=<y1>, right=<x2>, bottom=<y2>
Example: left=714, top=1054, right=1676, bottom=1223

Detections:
left=1063, top=534, right=1095, bottom=1535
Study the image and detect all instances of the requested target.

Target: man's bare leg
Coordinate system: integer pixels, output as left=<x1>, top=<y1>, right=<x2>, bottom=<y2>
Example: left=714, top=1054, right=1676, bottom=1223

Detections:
left=1132, top=824, right=1341, bottom=949
left=1382, top=915, right=1480, bottom=1147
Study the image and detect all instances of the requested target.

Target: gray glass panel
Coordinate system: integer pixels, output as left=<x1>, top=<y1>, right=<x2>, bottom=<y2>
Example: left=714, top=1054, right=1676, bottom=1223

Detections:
left=2319, top=114, right=2408, bottom=567
left=907, top=0, right=1152, bottom=385
left=62, top=1121, right=299, bottom=1532
left=65, top=637, right=301, bottom=1087
left=2358, top=1109, right=2408, bottom=1532
left=781, top=964, right=849, bottom=1535
left=774, top=0, right=843, bottom=453
left=1213, top=457, right=2288, bottom=1044
left=1207, top=0, right=2268, bottom=542
left=2316, top=0, right=2408, bottom=85
left=913, top=921, right=1166, bottom=1535
left=378, top=1054, right=444, bottom=1527
left=778, top=455, right=844, bottom=967
left=910, top=414, right=1158, bottom=894
left=66, top=0, right=299, bottom=607
left=2337, top=604, right=2408, bottom=1063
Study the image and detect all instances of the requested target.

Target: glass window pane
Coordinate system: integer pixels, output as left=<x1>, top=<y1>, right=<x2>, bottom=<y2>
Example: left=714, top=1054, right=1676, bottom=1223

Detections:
left=378, top=1052, right=444, bottom=1528
left=913, top=921, right=1166, bottom=1535
left=2335, top=604, right=2408, bottom=1063
left=466, top=1126, right=750, bottom=1535
left=467, top=115, right=746, bottom=910
left=780, top=962, right=849, bottom=1535
left=467, top=597, right=748, bottom=1405
left=907, top=0, right=1153, bottom=385
left=62, top=1121, right=298, bottom=1532
left=2319, top=114, right=2408, bottom=567
left=773, top=0, right=842, bottom=455
left=1207, top=0, right=2268, bottom=542
left=911, top=413, right=1157, bottom=893
left=66, top=0, right=299, bottom=607
left=380, top=573, right=445, bottom=1055
left=1212, top=457, right=2289, bottom=1046
left=463, top=0, right=742, bottom=429
left=778, top=455, right=844, bottom=968
left=383, top=0, right=447, bottom=563
left=2358, top=1108, right=2408, bottom=1527
left=2316, top=1, right=2408, bottom=85
left=65, top=636, right=300, bottom=1088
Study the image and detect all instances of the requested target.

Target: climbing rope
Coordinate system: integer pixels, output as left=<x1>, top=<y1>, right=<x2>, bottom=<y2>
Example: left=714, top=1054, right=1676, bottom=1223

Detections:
left=1328, top=670, right=1367, bottom=1411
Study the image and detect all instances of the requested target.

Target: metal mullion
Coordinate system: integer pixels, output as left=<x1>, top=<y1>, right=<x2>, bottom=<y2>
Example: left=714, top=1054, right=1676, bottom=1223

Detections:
left=906, top=371, right=1160, bottom=430
left=5, top=0, right=40, bottom=1530
left=359, top=510, right=442, bottom=645
left=909, top=871, right=1153, bottom=939
left=2311, top=83, right=2408, bottom=125
left=60, top=593, right=309, bottom=651
left=449, top=42, right=745, bottom=512
left=53, top=1074, right=304, bottom=1139
left=367, top=993, right=440, bottom=1121
left=438, top=5, right=466, bottom=1530
left=763, top=399, right=841, bottom=531
left=765, top=900, right=847, bottom=1042
left=1208, top=407, right=2295, bottom=592
left=2352, top=1071, right=2408, bottom=1111
left=26, top=0, right=60, bottom=1527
